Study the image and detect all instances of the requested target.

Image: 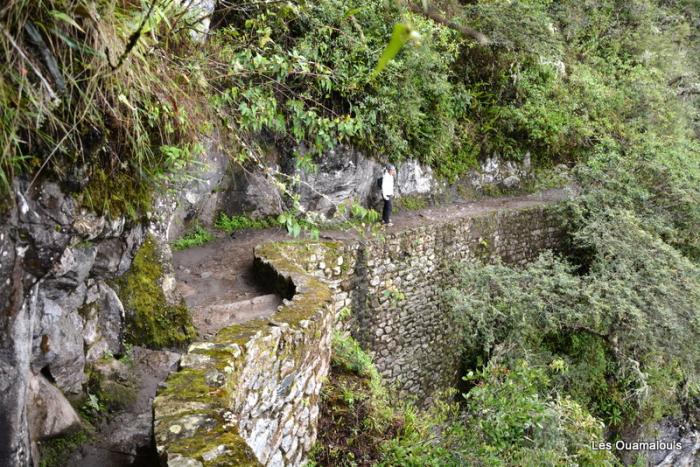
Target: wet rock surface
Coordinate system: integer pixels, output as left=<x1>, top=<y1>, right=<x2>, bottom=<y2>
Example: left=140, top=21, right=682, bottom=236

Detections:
left=27, top=374, right=82, bottom=441
left=620, top=417, right=700, bottom=467
left=296, top=145, right=442, bottom=217
left=222, top=167, right=285, bottom=219
left=150, top=133, right=231, bottom=243
left=467, top=153, right=532, bottom=190
left=298, top=145, right=381, bottom=216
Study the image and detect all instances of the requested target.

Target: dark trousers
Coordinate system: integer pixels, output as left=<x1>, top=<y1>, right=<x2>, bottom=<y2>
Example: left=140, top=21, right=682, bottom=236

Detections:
left=382, top=197, right=393, bottom=224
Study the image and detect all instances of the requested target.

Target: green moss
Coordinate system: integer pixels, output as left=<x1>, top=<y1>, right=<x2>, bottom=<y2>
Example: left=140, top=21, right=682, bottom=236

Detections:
left=158, top=367, right=228, bottom=404
left=117, top=235, right=196, bottom=349
left=215, top=213, right=275, bottom=233
left=81, top=169, right=154, bottom=221
left=38, top=430, right=90, bottom=467
left=158, top=239, right=339, bottom=465
left=171, top=423, right=260, bottom=466
left=214, top=319, right=273, bottom=348
left=99, top=380, right=137, bottom=412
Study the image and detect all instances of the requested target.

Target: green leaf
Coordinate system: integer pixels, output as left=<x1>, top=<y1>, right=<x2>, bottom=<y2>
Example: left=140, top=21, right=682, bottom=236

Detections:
left=343, top=7, right=362, bottom=18
left=49, top=10, right=84, bottom=32
left=370, top=23, right=411, bottom=79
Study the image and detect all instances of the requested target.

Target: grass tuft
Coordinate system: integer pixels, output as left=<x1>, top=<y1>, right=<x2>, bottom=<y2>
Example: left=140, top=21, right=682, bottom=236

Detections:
left=172, top=224, right=214, bottom=250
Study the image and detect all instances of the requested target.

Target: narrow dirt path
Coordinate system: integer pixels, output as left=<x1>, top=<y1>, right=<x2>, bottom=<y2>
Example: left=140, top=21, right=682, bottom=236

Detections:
left=173, top=187, right=573, bottom=338
left=173, top=229, right=289, bottom=338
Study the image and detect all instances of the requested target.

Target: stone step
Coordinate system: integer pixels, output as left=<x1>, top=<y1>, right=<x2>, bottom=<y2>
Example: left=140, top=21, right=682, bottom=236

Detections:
left=193, top=294, right=281, bottom=338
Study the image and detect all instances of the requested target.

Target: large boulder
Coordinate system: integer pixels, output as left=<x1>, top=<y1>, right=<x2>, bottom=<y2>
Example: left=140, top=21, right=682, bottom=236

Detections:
left=620, top=417, right=700, bottom=467
left=295, top=146, right=440, bottom=217
left=91, top=224, right=144, bottom=278
left=219, top=146, right=442, bottom=219
left=395, top=160, right=434, bottom=196
left=0, top=280, right=40, bottom=467
left=222, top=167, right=284, bottom=219
left=150, top=132, right=232, bottom=242
left=83, top=281, right=125, bottom=363
left=33, top=283, right=87, bottom=395
left=298, top=145, right=381, bottom=216
left=466, top=153, right=532, bottom=191
left=15, top=182, right=74, bottom=276
left=27, top=374, right=82, bottom=441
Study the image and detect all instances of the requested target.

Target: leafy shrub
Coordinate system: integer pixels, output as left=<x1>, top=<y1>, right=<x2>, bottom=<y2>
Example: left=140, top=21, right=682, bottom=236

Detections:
left=311, top=332, right=399, bottom=466
left=380, top=361, right=618, bottom=466
left=330, top=331, right=377, bottom=379
left=446, top=132, right=700, bottom=430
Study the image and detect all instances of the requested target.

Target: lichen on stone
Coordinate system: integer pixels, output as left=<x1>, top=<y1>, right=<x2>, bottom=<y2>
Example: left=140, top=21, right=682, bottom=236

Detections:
left=154, top=240, right=340, bottom=466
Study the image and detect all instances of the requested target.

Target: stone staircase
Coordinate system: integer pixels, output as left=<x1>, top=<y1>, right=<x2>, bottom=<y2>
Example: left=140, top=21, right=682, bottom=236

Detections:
left=192, top=293, right=282, bottom=339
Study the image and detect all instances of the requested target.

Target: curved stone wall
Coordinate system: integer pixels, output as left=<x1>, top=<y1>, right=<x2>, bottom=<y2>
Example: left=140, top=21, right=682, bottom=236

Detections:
left=154, top=242, right=341, bottom=466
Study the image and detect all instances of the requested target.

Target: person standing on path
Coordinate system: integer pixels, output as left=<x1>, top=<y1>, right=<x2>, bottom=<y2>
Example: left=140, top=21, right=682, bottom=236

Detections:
left=382, top=164, right=396, bottom=226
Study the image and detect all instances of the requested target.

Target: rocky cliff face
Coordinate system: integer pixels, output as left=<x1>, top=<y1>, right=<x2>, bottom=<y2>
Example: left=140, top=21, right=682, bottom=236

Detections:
left=0, top=180, right=144, bottom=465
left=225, top=144, right=532, bottom=220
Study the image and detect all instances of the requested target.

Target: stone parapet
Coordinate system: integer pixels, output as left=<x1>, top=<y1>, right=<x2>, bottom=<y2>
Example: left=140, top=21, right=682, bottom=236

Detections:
left=351, top=205, right=565, bottom=400
left=154, top=242, right=341, bottom=466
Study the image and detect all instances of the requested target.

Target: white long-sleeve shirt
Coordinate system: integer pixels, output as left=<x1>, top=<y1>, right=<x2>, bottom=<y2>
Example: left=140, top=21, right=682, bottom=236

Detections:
left=382, top=172, right=394, bottom=200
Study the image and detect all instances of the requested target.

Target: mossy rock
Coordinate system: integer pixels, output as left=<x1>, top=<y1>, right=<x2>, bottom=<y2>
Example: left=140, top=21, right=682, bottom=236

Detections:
left=394, top=195, right=429, bottom=212
left=117, top=235, right=196, bottom=349
left=81, top=169, right=154, bottom=220
left=38, top=430, right=91, bottom=467
left=99, top=380, right=137, bottom=412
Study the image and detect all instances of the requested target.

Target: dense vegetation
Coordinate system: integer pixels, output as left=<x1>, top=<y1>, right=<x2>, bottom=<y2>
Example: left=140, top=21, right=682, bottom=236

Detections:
left=2, top=0, right=699, bottom=464
left=4, top=0, right=696, bottom=211
left=315, top=332, right=619, bottom=466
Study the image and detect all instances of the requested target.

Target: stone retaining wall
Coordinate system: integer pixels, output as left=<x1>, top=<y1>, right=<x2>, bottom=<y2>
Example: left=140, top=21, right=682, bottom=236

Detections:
left=350, top=205, right=565, bottom=401
left=153, top=242, right=343, bottom=466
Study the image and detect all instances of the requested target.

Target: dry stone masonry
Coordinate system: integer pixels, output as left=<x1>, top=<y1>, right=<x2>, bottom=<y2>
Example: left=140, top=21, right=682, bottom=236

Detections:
left=351, top=205, right=565, bottom=400
left=154, top=242, right=343, bottom=466
left=155, top=201, right=567, bottom=466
